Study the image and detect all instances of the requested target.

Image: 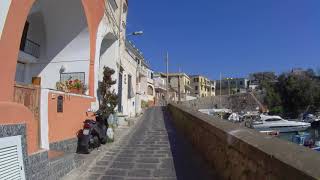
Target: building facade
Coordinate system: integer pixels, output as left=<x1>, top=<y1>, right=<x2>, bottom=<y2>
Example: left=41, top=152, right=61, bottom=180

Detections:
left=0, top=0, right=130, bottom=179
left=154, top=74, right=167, bottom=105
left=190, top=75, right=215, bottom=98
left=216, top=78, right=249, bottom=95
left=156, top=73, right=193, bottom=102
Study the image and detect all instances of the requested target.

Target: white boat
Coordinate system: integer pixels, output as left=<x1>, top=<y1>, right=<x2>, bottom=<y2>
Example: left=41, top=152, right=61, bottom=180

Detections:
left=252, top=114, right=311, bottom=133
left=198, top=108, right=232, bottom=116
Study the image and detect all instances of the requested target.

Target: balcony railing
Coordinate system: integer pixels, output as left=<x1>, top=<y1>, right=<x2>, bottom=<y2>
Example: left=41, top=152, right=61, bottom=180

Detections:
left=13, top=83, right=40, bottom=120
left=20, top=39, right=40, bottom=58
left=155, top=81, right=166, bottom=91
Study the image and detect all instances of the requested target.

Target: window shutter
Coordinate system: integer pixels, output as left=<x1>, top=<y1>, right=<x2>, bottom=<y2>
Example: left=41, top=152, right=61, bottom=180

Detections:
left=0, top=136, right=26, bottom=180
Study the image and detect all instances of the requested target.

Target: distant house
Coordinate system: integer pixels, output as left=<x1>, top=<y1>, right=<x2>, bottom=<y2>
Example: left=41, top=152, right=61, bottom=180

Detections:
left=190, top=75, right=215, bottom=98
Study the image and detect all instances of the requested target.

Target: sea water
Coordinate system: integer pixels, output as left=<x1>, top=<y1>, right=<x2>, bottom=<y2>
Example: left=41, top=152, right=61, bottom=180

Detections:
left=278, top=127, right=320, bottom=144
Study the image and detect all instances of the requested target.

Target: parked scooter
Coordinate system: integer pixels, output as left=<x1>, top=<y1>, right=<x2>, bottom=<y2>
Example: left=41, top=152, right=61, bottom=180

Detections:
left=77, top=111, right=109, bottom=154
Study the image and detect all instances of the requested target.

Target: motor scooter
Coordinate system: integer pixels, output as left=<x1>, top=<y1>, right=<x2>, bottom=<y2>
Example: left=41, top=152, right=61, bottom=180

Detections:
left=77, top=111, right=108, bottom=154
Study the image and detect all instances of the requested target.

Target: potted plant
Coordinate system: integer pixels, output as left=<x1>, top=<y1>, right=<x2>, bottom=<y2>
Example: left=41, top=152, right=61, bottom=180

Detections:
left=98, top=66, right=118, bottom=142
left=56, top=79, right=87, bottom=94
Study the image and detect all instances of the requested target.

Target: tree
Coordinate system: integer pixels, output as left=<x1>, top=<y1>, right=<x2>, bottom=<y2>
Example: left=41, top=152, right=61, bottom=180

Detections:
left=264, top=70, right=320, bottom=118
left=99, top=66, right=118, bottom=119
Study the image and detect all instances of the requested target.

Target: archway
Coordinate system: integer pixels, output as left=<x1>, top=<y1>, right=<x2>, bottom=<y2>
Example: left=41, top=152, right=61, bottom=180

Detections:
left=0, top=0, right=105, bottom=153
left=148, top=85, right=154, bottom=96
left=0, top=0, right=105, bottom=101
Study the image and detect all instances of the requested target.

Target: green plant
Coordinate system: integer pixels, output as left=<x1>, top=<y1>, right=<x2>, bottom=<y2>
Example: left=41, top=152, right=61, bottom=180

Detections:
left=98, top=67, right=118, bottom=118
left=141, top=100, right=149, bottom=109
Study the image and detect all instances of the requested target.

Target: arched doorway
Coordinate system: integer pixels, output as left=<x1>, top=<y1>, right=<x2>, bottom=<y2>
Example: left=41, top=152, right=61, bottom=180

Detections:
left=0, top=0, right=105, bottom=153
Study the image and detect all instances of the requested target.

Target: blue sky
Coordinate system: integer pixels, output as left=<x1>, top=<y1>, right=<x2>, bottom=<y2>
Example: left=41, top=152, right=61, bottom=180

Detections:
left=126, top=0, right=320, bottom=80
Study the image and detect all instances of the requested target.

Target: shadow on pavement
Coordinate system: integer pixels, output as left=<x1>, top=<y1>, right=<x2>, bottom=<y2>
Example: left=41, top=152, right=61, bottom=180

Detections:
left=161, top=106, right=217, bottom=180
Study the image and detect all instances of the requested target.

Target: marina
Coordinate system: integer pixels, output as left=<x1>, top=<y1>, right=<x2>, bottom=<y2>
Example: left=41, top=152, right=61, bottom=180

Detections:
left=199, top=108, right=320, bottom=152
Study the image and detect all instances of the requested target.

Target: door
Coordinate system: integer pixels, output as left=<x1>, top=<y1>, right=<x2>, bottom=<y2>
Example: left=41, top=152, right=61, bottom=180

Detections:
left=0, top=136, right=26, bottom=180
left=15, top=62, right=26, bottom=83
left=118, top=72, right=123, bottom=112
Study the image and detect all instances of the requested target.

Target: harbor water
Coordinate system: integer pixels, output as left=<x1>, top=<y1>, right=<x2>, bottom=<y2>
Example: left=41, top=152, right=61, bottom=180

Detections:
left=279, top=127, right=320, bottom=143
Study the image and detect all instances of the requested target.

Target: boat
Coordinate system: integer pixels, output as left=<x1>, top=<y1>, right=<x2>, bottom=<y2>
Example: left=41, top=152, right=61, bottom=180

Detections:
left=301, top=114, right=320, bottom=127
left=198, top=108, right=232, bottom=115
left=228, top=113, right=240, bottom=122
left=260, top=130, right=280, bottom=137
left=252, top=114, right=311, bottom=133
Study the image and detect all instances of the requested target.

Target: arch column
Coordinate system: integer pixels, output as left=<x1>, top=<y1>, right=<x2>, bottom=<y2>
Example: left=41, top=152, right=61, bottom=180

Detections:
left=0, top=0, right=105, bottom=101
left=0, top=0, right=35, bottom=101
left=82, top=0, right=105, bottom=97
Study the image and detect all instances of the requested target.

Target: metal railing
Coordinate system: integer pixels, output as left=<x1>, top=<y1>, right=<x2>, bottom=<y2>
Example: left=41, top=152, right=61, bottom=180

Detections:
left=21, top=39, right=40, bottom=58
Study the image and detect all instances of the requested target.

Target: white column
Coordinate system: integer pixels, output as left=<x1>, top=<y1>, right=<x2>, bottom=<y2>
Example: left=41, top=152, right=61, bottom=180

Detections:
left=40, top=89, right=50, bottom=150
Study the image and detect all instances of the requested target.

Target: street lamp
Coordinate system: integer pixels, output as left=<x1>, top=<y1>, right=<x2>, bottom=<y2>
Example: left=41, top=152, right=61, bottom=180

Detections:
left=127, top=31, right=144, bottom=37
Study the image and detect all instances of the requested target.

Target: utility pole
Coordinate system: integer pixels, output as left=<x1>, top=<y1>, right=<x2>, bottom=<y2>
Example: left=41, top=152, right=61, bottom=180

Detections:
left=166, top=52, right=169, bottom=104
left=220, top=73, right=222, bottom=119
left=228, top=78, right=231, bottom=96
left=219, top=73, right=222, bottom=108
left=178, top=67, right=181, bottom=103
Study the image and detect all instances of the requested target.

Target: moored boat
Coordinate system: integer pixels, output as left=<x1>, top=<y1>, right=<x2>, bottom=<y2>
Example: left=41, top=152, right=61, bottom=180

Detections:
left=252, top=114, right=311, bottom=133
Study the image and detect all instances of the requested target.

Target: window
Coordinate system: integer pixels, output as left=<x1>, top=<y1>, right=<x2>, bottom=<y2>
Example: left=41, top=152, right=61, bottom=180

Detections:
left=194, top=78, right=199, bottom=82
left=195, top=86, right=198, bottom=91
left=128, top=74, right=134, bottom=98
left=123, top=3, right=128, bottom=13
left=265, top=118, right=282, bottom=122
left=109, top=0, right=118, bottom=11
left=60, top=72, right=85, bottom=84
left=148, top=85, right=154, bottom=96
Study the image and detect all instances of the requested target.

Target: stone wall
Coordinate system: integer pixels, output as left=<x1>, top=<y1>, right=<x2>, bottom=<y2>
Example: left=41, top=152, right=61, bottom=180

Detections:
left=168, top=103, right=320, bottom=180
left=181, top=93, right=262, bottom=112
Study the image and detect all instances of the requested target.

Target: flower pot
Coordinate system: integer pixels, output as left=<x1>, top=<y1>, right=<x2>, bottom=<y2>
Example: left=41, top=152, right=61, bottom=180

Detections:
left=69, top=88, right=82, bottom=94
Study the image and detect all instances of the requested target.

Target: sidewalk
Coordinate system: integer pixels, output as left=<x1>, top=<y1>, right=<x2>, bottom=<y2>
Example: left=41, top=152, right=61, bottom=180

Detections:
left=62, top=114, right=143, bottom=180
left=62, top=107, right=214, bottom=180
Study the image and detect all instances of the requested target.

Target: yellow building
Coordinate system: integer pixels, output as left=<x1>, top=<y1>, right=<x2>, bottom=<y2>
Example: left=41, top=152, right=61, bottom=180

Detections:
left=190, top=75, right=215, bottom=97
left=157, top=73, right=192, bottom=101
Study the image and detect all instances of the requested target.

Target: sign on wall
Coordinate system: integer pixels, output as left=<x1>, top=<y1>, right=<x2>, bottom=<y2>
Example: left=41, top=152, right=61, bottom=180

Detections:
left=57, top=95, right=64, bottom=113
left=0, top=0, right=12, bottom=40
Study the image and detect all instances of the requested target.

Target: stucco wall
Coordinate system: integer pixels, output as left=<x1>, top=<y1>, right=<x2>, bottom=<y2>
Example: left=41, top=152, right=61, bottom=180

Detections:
left=47, top=92, right=94, bottom=143
left=0, top=102, right=39, bottom=154
left=168, top=103, right=320, bottom=180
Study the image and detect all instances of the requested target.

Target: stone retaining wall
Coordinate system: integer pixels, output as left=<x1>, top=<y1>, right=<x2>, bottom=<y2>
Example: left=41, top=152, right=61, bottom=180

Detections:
left=181, top=93, right=262, bottom=112
left=168, top=103, right=320, bottom=180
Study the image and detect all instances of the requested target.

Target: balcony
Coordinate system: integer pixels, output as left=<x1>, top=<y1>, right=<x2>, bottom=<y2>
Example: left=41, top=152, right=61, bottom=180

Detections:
left=155, top=81, right=166, bottom=91
left=104, top=0, right=120, bottom=37
left=138, top=66, right=148, bottom=77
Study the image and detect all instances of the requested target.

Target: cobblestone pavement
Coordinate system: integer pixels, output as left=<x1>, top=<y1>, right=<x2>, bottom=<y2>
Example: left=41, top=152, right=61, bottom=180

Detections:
left=64, top=107, right=214, bottom=180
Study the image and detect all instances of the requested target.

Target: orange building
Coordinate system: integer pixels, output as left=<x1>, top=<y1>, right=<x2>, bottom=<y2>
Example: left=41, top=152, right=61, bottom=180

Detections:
left=0, top=0, right=128, bottom=179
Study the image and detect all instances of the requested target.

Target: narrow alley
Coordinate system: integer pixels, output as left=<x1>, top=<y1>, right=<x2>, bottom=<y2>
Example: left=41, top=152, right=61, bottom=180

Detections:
left=64, top=107, right=214, bottom=180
